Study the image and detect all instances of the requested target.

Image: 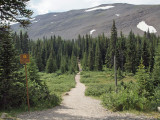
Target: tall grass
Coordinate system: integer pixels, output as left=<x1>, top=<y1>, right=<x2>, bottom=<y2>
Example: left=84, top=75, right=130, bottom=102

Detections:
left=39, top=72, right=76, bottom=96
left=80, top=70, right=135, bottom=98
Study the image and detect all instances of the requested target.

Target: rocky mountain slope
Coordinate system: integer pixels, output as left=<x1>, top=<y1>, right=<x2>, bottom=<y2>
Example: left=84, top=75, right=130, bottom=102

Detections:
left=12, top=3, right=160, bottom=40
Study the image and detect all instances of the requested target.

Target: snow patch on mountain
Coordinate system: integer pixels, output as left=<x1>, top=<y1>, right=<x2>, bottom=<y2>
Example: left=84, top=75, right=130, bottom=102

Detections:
left=115, top=14, right=120, bottom=16
left=85, top=6, right=114, bottom=12
left=32, top=21, right=38, bottom=23
left=137, top=21, right=157, bottom=33
left=90, top=29, right=96, bottom=35
left=10, top=22, right=18, bottom=25
left=30, top=18, right=36, bottom=21
left=53, top=15, right=57, bottom=16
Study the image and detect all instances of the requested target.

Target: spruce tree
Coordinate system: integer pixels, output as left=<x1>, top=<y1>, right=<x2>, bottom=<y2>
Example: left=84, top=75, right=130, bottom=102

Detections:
left=125, top=31, right=136, bottom=73
left=136, top=58, right=152, bottom=96
left=46, top=53, right=57, bottom=73
left=36, top=52, right=44, bottom=72
left=110, top=20, right=117, bottom=67
left=69, top=52, right=77, bottom=74
left=23, top=32, right=29, bottom=53
left=0, top=29, right=25, bottom=109
left=152, top=45, right=160, bottom=87
left=28, top=57, right=41, bottom=84
left=60, top=55, right=68, bottom=73
left=82, top=52, right=88, bottom=70
left=94, top=40, right=102, bottom=71
left=142, top=37, right=150, bottom=68
left=88, top=46, right=94, bottom=71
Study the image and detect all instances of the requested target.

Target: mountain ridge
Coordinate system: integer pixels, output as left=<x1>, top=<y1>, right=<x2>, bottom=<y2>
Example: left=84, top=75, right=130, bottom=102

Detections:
left=11, top=3, right=160, bottom=40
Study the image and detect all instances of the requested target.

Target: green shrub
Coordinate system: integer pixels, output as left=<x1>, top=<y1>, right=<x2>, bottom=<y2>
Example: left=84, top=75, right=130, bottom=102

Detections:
left=101, top=85, right=150, bottom=111
left=85, top=84, right=114, bottom=97
left=150, top=86, right=160, bottom=111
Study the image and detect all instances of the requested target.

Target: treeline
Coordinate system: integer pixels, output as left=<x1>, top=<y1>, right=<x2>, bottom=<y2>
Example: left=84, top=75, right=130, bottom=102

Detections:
left=13, top=32, right=79, bottom=74
left=13, top=28, right=159, bottom=75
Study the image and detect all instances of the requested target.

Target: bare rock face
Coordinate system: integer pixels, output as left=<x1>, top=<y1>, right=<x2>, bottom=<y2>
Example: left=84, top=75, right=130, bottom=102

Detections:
left=12, top=3, right=160, bottom=40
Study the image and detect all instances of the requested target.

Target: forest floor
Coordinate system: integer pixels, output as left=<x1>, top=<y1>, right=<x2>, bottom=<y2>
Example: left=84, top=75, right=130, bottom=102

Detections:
left=17, top=64, right=157, bottom=120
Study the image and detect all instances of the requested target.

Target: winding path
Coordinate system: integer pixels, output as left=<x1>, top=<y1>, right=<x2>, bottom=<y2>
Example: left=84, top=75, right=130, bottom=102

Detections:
left=18, top=64, right=156, bottom=120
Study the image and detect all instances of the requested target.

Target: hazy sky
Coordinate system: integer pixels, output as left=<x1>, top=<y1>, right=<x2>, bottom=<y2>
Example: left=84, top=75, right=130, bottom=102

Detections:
left=28, top=0, right=160, bottom=16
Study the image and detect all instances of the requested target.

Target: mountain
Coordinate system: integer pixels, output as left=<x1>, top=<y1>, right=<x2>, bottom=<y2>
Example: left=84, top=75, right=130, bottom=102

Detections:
left=11, top=3, right=160, bottom=40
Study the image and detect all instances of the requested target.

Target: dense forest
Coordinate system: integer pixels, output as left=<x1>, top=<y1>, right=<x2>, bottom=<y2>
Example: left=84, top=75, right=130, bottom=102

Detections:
left=0, top=20, right=160, bottom=111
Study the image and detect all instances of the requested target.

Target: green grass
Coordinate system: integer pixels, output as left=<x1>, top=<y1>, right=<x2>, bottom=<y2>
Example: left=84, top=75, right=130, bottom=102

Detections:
left=80, top=70, right=136, bottom=98
left=39, top=72, right=76, bottom=96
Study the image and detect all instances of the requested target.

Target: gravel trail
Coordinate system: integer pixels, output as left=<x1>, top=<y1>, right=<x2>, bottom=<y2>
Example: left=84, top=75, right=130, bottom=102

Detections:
left=18, top=64, right=156, bottom=120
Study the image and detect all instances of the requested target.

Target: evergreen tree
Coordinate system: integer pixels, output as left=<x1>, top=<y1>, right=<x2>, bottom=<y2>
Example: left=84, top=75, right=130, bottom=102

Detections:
left=110, top=20, right=118, bottom=67
left=46, top=53, right=57, bottom=73
left=125, top=31, right=136, bottom=73
left=88, top=46, right=94, bottom=71
left=142, top=37, right=150, bottom=68
left=94, top=40, right=102, bottom=71
left=82, top=52, right=88, bottom=70
left=69, top=52, right=78, bottom=74
left=23, top=32, right=29, bottom=53
left=28, top=57, right=42, bottom=84
left=152, top=45, right=160, bottom=87
left=36, top=52, right=44, bottom=72
left=0, top=29, right=25, bottom=109
left=60, top=55, right=68, bottom=73
left=117, top=32, right=126, bottom=70
left=0, top=0, right=33, bottom=27
left=136, top=58, right=152, bottom=97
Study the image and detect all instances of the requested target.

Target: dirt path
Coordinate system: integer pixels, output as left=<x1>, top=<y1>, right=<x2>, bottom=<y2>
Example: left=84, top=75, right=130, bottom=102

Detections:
left=18, top=64, right=156, bottom=120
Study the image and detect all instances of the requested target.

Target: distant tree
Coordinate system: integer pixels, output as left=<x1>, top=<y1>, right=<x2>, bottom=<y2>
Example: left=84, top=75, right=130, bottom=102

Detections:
left=36, top=52, right=44, bottom=72
left=23, top=32, right=30, bottom=53
left=69, top=52, right=78, bottom=74
left=28, top=57, right=42, bottom=84
left=105, top=20, right=117, bottom=68
left=46, top=53, right=57, bottom=73
left=125, top=31, right=136, bottom=73
left=88, top=46, right=94, bottom=71
left=152, top=45, right=160, bottom=87
left=142, top=37, right=150, bottom=68
left=136, top=58, right=152, bottom=97
left=94, top=40, right=102, bottom=71
left=116, top=32, right=126, bottom=70
left=60, top=55, right=68, bottom=73
left=82, top=52, right=88, bottom=70
left=110, top=20, right=118, bottom=67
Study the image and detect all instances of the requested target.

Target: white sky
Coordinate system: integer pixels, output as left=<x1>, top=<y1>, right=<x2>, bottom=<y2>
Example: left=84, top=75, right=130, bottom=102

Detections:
left=28, top=0, right=160, bottom=16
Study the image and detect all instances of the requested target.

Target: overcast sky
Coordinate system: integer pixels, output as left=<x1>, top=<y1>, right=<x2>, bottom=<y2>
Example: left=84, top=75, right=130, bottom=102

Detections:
left=28, top=0, right=160, bottom=16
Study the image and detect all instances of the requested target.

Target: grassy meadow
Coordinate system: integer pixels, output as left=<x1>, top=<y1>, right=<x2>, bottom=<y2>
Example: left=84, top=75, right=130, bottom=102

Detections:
left=39, top=72, right=76, bottom=96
